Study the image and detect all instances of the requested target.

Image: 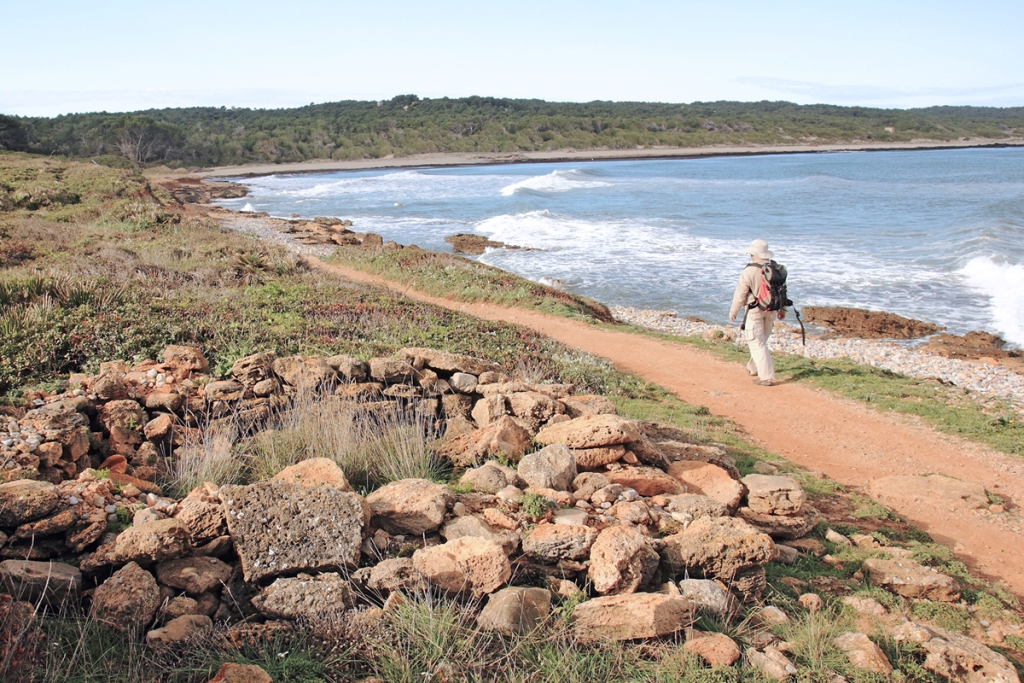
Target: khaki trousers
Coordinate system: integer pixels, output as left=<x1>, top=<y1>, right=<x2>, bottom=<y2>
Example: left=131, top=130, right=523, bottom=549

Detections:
left=744, top=308, right=775, bottom=381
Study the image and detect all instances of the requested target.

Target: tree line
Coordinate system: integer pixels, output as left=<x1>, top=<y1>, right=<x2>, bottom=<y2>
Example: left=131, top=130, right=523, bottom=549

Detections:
left=2, top=96, right=1023, bottom=167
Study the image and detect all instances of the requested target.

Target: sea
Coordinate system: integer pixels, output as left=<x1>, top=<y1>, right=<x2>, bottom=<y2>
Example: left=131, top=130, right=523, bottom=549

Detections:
left=215, top=147, right=1024, bottom=348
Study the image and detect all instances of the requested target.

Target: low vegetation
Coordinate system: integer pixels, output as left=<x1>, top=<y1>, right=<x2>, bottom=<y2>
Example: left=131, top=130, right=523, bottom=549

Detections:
left=2, top=97, right=1023, bottom=166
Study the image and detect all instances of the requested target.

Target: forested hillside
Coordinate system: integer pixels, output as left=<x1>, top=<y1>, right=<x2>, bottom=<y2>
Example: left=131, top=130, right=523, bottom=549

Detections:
left=2, top=96, right=1023, bottom=167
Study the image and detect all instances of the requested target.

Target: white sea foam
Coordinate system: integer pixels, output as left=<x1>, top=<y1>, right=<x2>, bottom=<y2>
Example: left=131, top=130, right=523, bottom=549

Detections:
left=241, top=203, right=255, bottom=212
left=499, top=170, right=611, bottom=196
left=960, top=256, right=1024, bottom=346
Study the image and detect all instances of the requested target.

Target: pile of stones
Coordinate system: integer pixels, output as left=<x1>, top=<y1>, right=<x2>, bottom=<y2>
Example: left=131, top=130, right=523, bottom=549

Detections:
left=0, top=345, right=1018, bottom=682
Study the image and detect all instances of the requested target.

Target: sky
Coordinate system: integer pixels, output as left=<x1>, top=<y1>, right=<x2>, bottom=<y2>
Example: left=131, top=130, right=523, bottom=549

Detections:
left=3, top=0, right=1023, bottom=117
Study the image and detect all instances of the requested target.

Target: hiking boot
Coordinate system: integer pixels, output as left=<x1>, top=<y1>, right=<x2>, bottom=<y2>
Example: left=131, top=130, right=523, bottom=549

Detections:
left=752, top=379, right=773, bottom=386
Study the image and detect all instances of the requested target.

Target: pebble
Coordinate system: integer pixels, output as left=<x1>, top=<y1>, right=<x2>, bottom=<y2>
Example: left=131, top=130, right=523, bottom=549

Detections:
left=612, top=306, right=1024, bottom=408
left=68, top=496, right=79, bottom=505
left=104, top=505, right=117, bottom=514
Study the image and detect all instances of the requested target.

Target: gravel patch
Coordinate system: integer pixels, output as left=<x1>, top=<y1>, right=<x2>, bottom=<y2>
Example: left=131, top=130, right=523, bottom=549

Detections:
left=217, top=214, right=336, bottom=258
left=612, top=306, right=1024, bottom=409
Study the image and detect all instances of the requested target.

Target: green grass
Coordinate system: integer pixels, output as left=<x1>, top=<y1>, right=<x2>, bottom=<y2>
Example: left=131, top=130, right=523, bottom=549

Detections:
left=328, top=245, right=614, bottom=323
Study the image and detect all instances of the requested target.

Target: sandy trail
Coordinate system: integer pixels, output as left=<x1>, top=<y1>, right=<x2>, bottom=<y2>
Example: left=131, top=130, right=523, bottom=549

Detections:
left=312, top=258, right=1024, bottom=596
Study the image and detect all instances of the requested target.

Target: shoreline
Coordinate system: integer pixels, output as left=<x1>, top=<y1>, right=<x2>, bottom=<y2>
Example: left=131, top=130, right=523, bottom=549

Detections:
left=196, top=138, right=1024, bottom=178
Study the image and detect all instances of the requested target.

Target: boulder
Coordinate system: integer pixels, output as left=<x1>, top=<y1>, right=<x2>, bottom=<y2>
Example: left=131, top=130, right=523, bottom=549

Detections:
left=737, top=506, right=819, bottom=540
left=222, top=479, right=364, bottom=583
left=412, top=537, right=511, bottom=599
left=661, top=517, right=774, bottom=599
left=397, top=347, right=500, bottom=376
left=90, top=562, right=161, bottom=631
left=517, top=444, right=577, bottom=492
left=0, top=479, right=59, bottom=526
left=145, top=614, right=212, bottom=648
left=459, top=462, right=510, bottom=493
left=522, top=524, right=598, bottom=562
left=560, top=395, right=617, bottom=418
left=205, top=380, right=244, bottom=401
left=98, top=399, right=145, bottom=431
left=436, top=416, right=532, bottom=466
left=146, top=391, right=183, bottom=413
left=684, top=632, right=742, bottom=667
left=273, top=457, right=352, bottom=492
left=92, top=373, right=128, bottom=400
left=369, top=358, right=416, bottom=384
left=155, top=556, right=232, bottom=595
left=573, top=593, right=693, bottom=641
left=251, top=573, right=352, bottom=619
left=173, top=486, right=227, bottom=545
left=573, top=445, right=626, bottom=469
left=366, top=478, right=453, bottom=535
left=0, top=560, right=81, bottom=608
left=669, top=461, right=746, bottom=511
left=208, top=663, right=273, bottom=683
left=325, top=354, right=369, bottom=382
left=471, top=394, right=507, bottom=427
left=861, top=558, right=960, bottom=602
left=572, top=472, right=611, bottom=501
left=272, top=355, right=337, bottom=388
left=163, top=345, right=208, bottom=372
left=920, top=625, right=1020, bottom=683
left=230, top=352, right=276, bottom=385
left=508, top=392, right=563, bottom=423
left=798, top=593, right=824, bottom=612
left=741, top=475, right=807, bottom=515
left=144, top=414, right=174, bottom=441
left=535, top=414, right=640, bottom=449
left=834, top=632, right=893, bottom=676
left=477, top=586, right=552, bottom=635
left=113, top=518, right=192, bottom=565
left=442, top=515, right=519, bottom=555
left=448, top=372, right=478, bottom=394
left=13, top=508, right=76, bottom=540
left=676, top=579, right=731, bottom=616
left=605, top=467, right=683, bottom=497
left=588, top=525, right=659, bottom=595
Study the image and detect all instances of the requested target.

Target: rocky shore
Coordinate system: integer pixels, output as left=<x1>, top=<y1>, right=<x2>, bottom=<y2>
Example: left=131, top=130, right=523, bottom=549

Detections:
left=612, top=307, right=1024, bottom=408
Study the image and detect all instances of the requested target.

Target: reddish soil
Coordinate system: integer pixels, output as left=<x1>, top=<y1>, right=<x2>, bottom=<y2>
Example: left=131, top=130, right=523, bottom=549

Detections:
left=314, top=258, right=1024, bottom=597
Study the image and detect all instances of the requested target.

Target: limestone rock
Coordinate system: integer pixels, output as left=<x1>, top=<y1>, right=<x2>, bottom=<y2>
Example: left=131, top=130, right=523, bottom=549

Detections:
left=230, top=352, right=276, bottom=385
left=436, top=415, right=532, bottom=466
left=861, top=558, right=960, bottom=602
left=366, top=478, right=453, bottom=535
left=0, top=480, right=59, bottom=526
left=366, top=558, right=424, bottom=593
left=273, top=355, right=337, bottom=388
left=144, top=414, right=174, bottom=442
left=145, top=614, right=212, bottom=648
left=412, top=537, right=511, bottom=598
left=13, top=507, right=76, bottom=540
left=208, top=663, right=273, bottom=683
left=834, top=632, right=893, bottom=676
left=90, top=562, right=160, bottom=631
left=477, top=586, right=552, bottom=635
left=842, top=595, right=888, bottom=618
left=676, top=579, right=731, bottom=616
left=605, top=467, right=683, bottom=497
left=508, top=391, right=563, bottom=423
left=517, top=444, right=577, bottom=492
left=369, top=358, right=416, bottom=384
left=251, top=573, right=352, bottom=619
left=746, top=646, right=798, bottom=681
left=471, top=394, right=507, bottom=427
left=684, top=632, right=742, bottom=667
left=523, top=523, right=597, bottom=562
left=459, top=462, right=510, bottom=493
left=560, top=394, right=617, bottom=418
left=155, top=556, right=232, bottom=595
left=572, top=472, right=611, bottom=501
left=737, top=506, right=819, bottom=540
left=573, top=445, right=626, bottom=469
left=669, top=461, right=746, bottom=511
left=535, top=414, right=641, bottom=450
left=573, top=593, right=694, bottom=641
left=798, top=593, right=824, bottom=612
left=0, top=560, right=81, bottom=608
left=654, top=493, right=729, bottom=521
left=326, top=354, right=369, bottom=382
left=397, top=347, right=499, bottom=376
left=114, top=518, right=192, bottom=565
left=588, top=525, right=659, bottom=595
left=163, top=345, right=208, bottom=372
left=222, top=479, right=364, bottom=583
left=173, top=487, right=227, bottom=545
left=273, top=457, right=352, bottom=492
left=449, top=372, right=478, bottom=394
left=741, top=475, right=807, bottom=515
left=205, top=380, right=244, bottom=401
left=661, top=516, right=774, bottom=594
left=442, top=515, right=519, bottom=555
left=920, top=625, right=1020, bottom=683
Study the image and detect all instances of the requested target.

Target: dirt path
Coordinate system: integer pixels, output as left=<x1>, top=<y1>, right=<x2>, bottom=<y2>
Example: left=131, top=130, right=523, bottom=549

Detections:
left=313, top=258, right=1024, bottom=596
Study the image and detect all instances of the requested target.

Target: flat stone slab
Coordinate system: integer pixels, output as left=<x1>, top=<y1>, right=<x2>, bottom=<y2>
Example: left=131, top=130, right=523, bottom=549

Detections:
left=0, top=480, right=59, bottom=526
left=221, top=479, right=365, bottom=583
left=573, top=593, right=694, bottom=641
left=0, top=559, right=81, bottom=608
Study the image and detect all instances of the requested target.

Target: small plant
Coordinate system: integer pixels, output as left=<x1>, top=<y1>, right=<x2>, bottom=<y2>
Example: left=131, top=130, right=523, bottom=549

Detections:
left=448, top=481, right=474, bottom=495
left=94, top=468, right=110, bottom=480
left=520, top=492, right=554, bottom=518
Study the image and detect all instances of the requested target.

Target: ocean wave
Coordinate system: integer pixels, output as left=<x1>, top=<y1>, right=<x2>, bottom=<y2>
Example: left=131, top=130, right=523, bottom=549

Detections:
left=959, top=257, right=1024, bottom=346
left=499, top=170, right=611, bottom=197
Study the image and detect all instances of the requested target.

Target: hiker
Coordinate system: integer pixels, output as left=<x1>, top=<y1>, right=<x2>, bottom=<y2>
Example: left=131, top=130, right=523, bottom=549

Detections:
left=729, top=239, right=787, bottom=386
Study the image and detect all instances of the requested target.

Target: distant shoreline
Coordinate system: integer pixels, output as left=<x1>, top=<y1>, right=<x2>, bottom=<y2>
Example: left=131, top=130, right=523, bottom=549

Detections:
left=197, top=138, right=1024, bottom=178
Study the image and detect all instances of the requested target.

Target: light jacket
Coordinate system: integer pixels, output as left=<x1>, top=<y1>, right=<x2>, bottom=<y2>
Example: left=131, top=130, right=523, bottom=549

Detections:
left=729, top=259, right=770, bottom=320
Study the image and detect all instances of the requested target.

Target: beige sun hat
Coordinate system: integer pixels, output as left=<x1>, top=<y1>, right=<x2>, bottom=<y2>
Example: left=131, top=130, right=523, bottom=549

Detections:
left=743, top=239, right=774, bottom=260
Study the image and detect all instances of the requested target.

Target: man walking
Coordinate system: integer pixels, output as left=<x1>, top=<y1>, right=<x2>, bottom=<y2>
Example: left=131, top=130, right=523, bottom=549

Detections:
left=729, top=239, right=786, bottom=386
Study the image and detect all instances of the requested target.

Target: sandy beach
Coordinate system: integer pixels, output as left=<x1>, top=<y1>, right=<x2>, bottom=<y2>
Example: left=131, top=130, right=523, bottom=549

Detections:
left=196, top=137, right=1024, bottom=177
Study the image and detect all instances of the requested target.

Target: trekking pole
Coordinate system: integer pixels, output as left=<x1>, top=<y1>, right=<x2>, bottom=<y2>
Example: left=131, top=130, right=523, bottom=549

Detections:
left=793, top=307, right=807, bottom=353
